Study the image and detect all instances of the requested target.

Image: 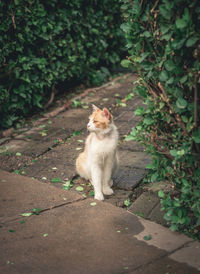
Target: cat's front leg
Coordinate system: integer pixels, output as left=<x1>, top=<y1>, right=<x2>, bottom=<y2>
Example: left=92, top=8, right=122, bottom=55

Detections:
left=102, top=158, right=114, bottom=196
left=91, top=165, right=104, bottom=201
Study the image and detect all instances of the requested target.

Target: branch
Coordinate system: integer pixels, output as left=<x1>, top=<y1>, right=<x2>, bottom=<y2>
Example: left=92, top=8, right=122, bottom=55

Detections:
left=158, top=82, right=188, bottom=135
left=11, top=9, right=16, bottom=29
left=194, top=74, right=198, bottom=129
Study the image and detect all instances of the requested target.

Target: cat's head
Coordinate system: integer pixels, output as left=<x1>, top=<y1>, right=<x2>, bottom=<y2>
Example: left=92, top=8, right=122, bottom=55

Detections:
left=87, top=105, right=113, bottom=133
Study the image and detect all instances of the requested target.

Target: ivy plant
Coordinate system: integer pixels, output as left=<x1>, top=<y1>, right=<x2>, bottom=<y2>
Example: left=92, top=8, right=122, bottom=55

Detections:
left=121, top=0, right=200, bottom=239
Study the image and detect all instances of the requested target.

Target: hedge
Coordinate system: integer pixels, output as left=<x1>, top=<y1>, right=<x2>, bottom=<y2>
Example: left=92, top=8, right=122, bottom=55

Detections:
left=122, top=0, right=200, bottom=239
left=0, top=0, right=125, bottom=128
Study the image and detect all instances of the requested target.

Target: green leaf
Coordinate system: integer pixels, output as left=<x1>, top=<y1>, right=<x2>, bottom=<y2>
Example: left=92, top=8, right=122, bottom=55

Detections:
left=143, top=235, right=152, bottom=241
left=158, top=190, right=165, bottom=198
left=51, top=178, right=62, bottom=183
left=192, top=127, right=200, bottom=143
left=125, top=135, right=136, bottom=141
left=16, top=152, right=22, bottom=156
left=32, top=208, right=42, bottom=215
left=179, top=75, right=187, bottom=84
left=124, top=198, right=131, bottom=207
left=164, top=60, right=176, bottom=72
left=20, top=212, right=32, bottom=217
left=75, top=186, right=84, bottom=192
left=89, top=190, right=94, bottom=196
left=9, top=229, right=15, bottom=233
left=90, top=202, right=97, bottom=206
left=159, top=70, right=168, bottom=82
left=186, top=37, right=198, bottom=47
left=43, top=233, right=48, bottom=237
left=170, top=150, right=178, bottom=157
left=134, top=107, right=144, bottom=116
left=143, top=117, right=154, bottom=125
left=121, top=59, right=131, bottom=68
left=176, top=98, right=187, bottom=109
left=175, top=18, right=188, bottom=29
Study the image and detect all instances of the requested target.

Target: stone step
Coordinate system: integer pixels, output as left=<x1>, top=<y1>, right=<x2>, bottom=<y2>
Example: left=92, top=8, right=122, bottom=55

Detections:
left=128, top=181, right=172, bottom=227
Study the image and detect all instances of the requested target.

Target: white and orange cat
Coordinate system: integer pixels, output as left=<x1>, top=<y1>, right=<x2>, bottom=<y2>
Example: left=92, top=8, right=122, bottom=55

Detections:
left=76, top=105, right=119, bottom=200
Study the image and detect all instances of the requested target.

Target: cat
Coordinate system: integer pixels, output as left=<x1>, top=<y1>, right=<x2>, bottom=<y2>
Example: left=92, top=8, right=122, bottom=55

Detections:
left=76, top=104, right=119, bottom=200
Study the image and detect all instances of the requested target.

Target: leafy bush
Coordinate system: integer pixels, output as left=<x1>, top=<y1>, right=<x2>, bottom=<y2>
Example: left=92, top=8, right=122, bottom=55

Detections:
left=122, top=0, right=200, bottom=239
left=0, top=0, right=125, bottom=128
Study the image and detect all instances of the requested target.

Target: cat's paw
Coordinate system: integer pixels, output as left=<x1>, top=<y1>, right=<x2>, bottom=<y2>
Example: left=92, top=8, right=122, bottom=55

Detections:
left=109, top=179, right=113, bottom=187
left=103, top=186, right=114, bottom=196
left=94, top=192, right=104, bottom=201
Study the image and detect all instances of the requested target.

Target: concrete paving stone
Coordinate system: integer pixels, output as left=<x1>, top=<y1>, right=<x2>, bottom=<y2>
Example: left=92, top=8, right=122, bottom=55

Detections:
left=0, top=169, right=83, bottom=224
left=24, top=132, right=87, bottom=181
left=133, top=215, right=192, bottom=252
left=118, top=149, right=151, bottom=170
left=128, top=192, right=160, bottom=218
left=113, top=167, right=148, bottom=190
left=0, top=153, right=32, bottom=172
left=49, top=108, right=89, bottom=132
left=119, top=139, right=145, bottom=152
left=148, top=202, right=168, bottom=226
left=116, top=120, right=140, bottom=137
left=0, top=199, right=168, bottom=274
left=169, top=241, right=200, bottom=270
left=133, top=255, right=200, bottom=274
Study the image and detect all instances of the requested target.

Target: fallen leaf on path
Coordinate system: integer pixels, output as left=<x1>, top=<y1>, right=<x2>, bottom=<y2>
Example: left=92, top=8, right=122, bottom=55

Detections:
left=43, top=233, right=48, bottom=237
left=20, top=213, right=32, bottom=217
left=51, top=178, right=62, bottom=183
left=90, top=202, right=97, bottom=206
left=76, top=186, right=84, bottom=192
left=143, top=235, right=152, bottom=241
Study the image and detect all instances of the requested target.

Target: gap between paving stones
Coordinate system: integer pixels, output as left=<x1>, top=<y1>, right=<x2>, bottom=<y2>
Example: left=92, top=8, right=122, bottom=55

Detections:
left=126, top=240, right=195, bottom=274
left=1, top=196, right=86, bottom=227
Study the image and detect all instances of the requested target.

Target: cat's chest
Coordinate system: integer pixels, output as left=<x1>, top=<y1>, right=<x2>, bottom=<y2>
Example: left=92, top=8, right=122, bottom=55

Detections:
left=89, top=136, right=116, bottom=154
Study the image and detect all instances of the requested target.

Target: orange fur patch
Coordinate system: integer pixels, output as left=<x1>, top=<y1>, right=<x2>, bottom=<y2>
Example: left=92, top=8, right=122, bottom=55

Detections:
left=90, top=110, right=110, bottom=129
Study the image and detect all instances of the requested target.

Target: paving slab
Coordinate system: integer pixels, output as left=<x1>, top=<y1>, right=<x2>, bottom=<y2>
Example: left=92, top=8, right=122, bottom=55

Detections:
left=0, top=153, right=32, bottom=172
left=0, top=169, right=83, bottom=224
left=24, top=132, right=86, bottom=181
left=169, top=241, right=200, bottom=270
left=118, top=149, right=151, bottom=169
left=148, top=202, right=167, bottom=226
left=0, top=198, right=198, bottom=274
left=133, top=215, right=192, bottom=252
left=128, top=192, right=160, bottom=218
left=133, top=256, right=200, bottom=274
left=113, top=167, right=148, bottom=190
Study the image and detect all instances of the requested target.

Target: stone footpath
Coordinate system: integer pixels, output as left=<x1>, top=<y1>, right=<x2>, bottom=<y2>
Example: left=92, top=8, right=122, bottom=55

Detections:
left=0, top=74, right=200, bottom=273
left=0, top=74, right=151, bottom=209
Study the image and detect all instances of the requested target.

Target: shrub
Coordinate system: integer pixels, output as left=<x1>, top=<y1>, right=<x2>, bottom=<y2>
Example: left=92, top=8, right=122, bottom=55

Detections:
left=122, top=0, right=200, bottom=239
left=0, top=0, right=125, bottom=128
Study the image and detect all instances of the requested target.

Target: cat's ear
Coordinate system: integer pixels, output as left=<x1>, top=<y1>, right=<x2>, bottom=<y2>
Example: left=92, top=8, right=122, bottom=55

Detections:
left=92, top=104, right=100, bottom=112
left=103, top=108, right=112, bottom=120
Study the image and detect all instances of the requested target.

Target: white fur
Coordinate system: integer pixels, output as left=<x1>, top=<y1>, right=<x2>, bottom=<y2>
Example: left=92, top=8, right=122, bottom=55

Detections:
left=77, top=118, right=119, bottom=200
